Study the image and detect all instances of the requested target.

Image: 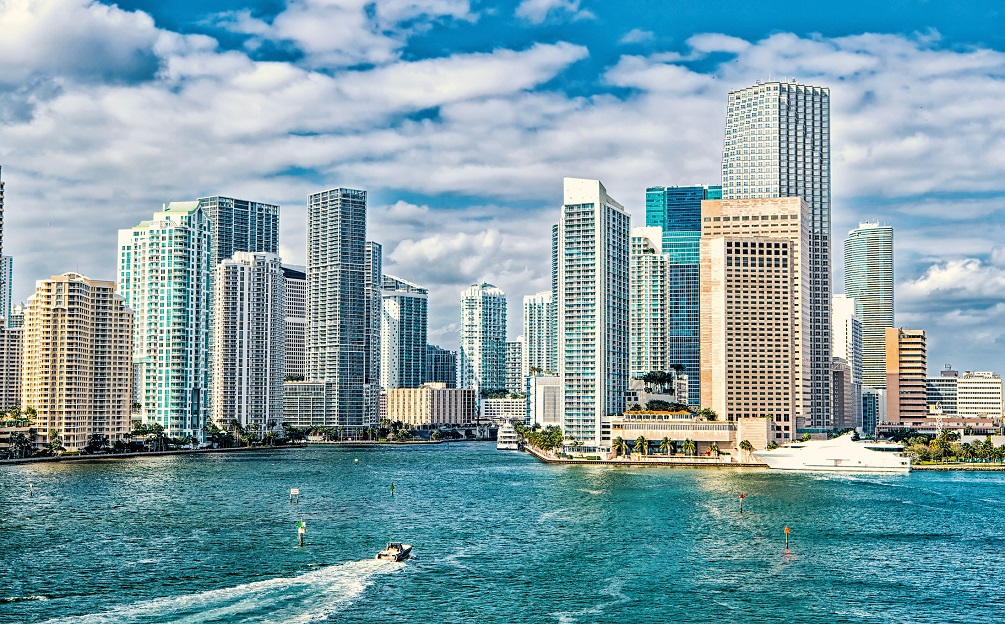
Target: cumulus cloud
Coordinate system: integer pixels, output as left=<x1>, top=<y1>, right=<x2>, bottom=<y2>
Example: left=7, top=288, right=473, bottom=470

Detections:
left=515, top=0, right=594, bottom=24
left=217, top=0, right=474, bottom=69
left=619, top=29, right=654, bottom=45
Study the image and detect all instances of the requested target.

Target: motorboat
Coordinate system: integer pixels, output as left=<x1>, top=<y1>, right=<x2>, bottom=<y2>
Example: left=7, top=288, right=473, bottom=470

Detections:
left=753, top=432, right=911, bottom=473
left=376, top=542, right=412, bottom=562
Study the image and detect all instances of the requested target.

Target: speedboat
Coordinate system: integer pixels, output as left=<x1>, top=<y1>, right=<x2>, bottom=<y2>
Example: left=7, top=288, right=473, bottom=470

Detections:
left=376, top=542, right=412, bottom=562
left=753, top=432, right=911, bottom=473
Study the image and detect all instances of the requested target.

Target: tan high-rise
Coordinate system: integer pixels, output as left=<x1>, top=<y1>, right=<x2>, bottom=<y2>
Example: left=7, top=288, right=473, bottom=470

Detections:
left=885, top=329, right=927, bottom=422
left=21, top=273, right=133, bottom=451
left=700, top=197, right=810, bottom=443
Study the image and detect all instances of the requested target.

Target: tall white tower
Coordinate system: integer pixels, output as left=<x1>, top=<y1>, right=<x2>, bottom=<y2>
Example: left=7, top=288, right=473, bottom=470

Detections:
left=844, top=222, right=894, bottom=389
left=629, top=226, right=669, bottom=378
left=458, top=283, right=507, bottom=396
left=381, top=274, right=428, bottom=389
left=722, top=80, right=832, bottom=429
left=555, top=177, right=630, bottom=449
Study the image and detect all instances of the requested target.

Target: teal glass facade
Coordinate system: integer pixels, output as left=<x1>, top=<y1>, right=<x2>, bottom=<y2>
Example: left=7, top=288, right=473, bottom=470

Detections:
left=645, top=185, right=720, bottom=407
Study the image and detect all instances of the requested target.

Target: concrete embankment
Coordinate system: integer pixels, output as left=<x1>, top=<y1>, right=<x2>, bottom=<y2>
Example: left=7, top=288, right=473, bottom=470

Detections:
left=913, top=463, right=1005, bottom=471
left=0, top=445, right=301, bottom=466
left=522, top=444, right=767, bottom=468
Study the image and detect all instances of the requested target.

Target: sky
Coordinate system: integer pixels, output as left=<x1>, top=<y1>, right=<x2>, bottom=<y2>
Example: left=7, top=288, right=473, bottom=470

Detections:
left=2, top=0, right=1005, bottom=374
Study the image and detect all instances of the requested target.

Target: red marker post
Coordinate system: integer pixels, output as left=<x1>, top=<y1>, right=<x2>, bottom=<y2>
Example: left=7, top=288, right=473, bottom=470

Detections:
left=784, top=525, right=791, bottom=550
left=739, top=492, right=745, bottom=514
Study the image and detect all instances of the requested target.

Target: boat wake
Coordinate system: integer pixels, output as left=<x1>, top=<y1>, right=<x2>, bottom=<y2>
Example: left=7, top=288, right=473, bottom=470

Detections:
left=44, top=558, right=401, bottom=624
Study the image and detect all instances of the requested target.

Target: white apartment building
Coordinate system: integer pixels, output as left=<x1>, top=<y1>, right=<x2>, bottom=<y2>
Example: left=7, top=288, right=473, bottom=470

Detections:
left=506, top=338, right=524, bottom=394
left=385, top=383, right=476, bottom=427
left=282, top=265, right=307, bottom=379
left=527, top=374, right=561, bottom=428
left=481, top=397, right=526, bottom=424
left=523, top=291, right=555, bottom=374
left=629, top=226, right=669, bottom=378
left=118, top=202, right=211, bottom=439
left=381, top=274, right=428, bottom=389
left=458, top=283, right=507, bottom=395
left=722, top=81, right=832, bottom=428
left=555, top=177, right=630, bottom=449
left=957, top=372, right=1004, bottom=419
left=212, top=252, right=285, bottom=432
left=21, top=273, right=133, bottom=451
left=0, top=319, right=21, bottom=411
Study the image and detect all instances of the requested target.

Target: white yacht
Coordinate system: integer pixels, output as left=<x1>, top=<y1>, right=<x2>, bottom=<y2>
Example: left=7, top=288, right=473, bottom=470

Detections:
left=753, top=433, right=911, bottom=473
left=496, top=422, right=520, bottom=451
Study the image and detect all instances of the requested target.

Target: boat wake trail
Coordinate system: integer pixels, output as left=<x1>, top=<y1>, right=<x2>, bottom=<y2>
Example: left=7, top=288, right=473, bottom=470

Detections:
left=45, top=558, right=401, bottom=624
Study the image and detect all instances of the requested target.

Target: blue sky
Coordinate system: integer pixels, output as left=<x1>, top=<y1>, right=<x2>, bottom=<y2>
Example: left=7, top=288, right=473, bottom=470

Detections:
left=2, top=0, right=1005, bottom=373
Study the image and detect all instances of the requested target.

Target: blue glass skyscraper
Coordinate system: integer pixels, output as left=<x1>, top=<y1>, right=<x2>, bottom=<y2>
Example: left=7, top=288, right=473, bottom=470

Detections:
left=645, top=184, right=721, bottom=407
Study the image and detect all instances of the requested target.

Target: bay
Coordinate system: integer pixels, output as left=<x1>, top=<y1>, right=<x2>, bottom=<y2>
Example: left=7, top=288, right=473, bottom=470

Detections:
left=1, top=443, right=1002, bottom=623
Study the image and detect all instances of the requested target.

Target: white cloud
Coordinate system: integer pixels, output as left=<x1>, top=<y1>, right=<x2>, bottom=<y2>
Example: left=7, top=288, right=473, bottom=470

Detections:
left=515, top=0, right=593, bottom=24
left=619, top=29, right=654, bottom=45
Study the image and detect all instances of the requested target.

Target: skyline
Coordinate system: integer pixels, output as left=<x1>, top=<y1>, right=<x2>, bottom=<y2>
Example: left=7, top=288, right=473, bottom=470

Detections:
left=2, top=1, right=1005, bottom=372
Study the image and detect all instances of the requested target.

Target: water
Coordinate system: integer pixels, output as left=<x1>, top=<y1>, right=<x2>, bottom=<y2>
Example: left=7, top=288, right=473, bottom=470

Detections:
left=2, top=443, right=1002, bottom=623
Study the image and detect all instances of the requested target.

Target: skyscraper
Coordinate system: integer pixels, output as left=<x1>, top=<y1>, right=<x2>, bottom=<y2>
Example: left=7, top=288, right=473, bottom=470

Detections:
left=0, top=318, right=22, bottom=412
left=212, top=252, right=285, bottom=432
left=458, top=283, right=507, bottom=396
left=555, top=177, right=630, bottom=449
left=197, top=196, right=280, bottom=269
left=22, top=273, right=133, bottom=451
left=381, top=274, right=428, bottom=389
left=885, top=328, right=926, bottom=422
left=363, top=242, right=382, bottom=425
left=0, top=166, right=5, bottom=273
left=645, top=185, right=721, bottom=406
left=119, top=203, right=211, bottom=439
left=700, top=196, right=810, bottom=443
left=833, top=294, right=863, bottom=429
left=629, top=226, right=668, bottom=378
left=844, top=222, right=894, bottom=389
left=506, top=338, right=524, bottom=394
left=523, top=291, right=555, bottom=374
left=0, top=256, right=11, bottom=322
left=425, top=344, right=457, bottom=388
left=306, top=187, right=367, bottom=429
left=722, top=80, right=832, bottom=428
left=282, top=264, right=307, bottom=379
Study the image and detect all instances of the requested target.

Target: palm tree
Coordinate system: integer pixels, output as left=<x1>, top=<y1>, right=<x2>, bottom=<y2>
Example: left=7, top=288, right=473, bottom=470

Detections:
left=634, top=435, right=648, bottom=456
left=696, top=408, right=717, bottom=421
left=659, top=436, right=671, bottom=456
left=611, top=436, right=626, bottom=457
left=708, top=442, right=720, bottom=458
left=739, top=439, right=754, bottom=462
left=682, top=438, right=696, bottom=456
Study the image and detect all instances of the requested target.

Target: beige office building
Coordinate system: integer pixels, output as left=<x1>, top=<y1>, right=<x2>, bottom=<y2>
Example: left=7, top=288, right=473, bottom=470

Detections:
left=699, top=197, right=810, bottom=443
left=885, top=328, right=927, bottom=422
left=385, top=383, right=476, bottom=427
left=0, top=319, right=21, bottom=411
left=21, top=273, right=133, bottom=451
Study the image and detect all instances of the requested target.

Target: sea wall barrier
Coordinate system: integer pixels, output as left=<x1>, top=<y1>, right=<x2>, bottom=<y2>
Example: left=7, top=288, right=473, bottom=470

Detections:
left=0, top=444, right=300, bottom=466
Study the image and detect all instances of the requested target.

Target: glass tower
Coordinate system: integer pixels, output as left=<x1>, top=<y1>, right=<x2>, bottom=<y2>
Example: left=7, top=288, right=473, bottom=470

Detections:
left=721, top=80, right=832, bottom=428
left=381, top=274, right=428, bottom=389
left=844, top=222, right=894, bottom=390
left=644, top=185, right=720, bottom=406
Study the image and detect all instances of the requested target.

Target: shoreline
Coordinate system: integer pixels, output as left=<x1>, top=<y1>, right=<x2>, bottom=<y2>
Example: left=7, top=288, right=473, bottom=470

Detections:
left=0, top=444, right=302, bottom=466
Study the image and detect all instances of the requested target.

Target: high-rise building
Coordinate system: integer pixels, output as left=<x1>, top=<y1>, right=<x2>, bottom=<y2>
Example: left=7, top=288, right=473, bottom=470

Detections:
left=506, top=338, right=524, bottom=394
left=118, top=203, right=211, bottom=439
left=212, top=252, right=285, bottom=432
left=21, top=273, right=133, bottom=451
left=927, top=365, right=958, bottom=415
left=832, top=358, right=861, bottom=431
left=297, top=188, right=368, bottom=429
left=523, top=291, right=556, bottom=374
left=957, top=371, right=1004, bottom=419
left=282, top=265, right=307, bottom=379
left=885, top=328, right=926, bottom=422
left=700, top=196, right=810, bottom=442
left=381, top=274, right=428, bottom=389
left=363, top=242, right=382, bottom=426
left=7, top=302, right=24, bottom=329
left=458, top=283, right=507, bottom=395
left=0, top=319, right=22, bottom=411
left=0, top=256, right=11, bottom=322
left=644, top=185, right=720, bottom=406
left=629, top=226, right=669, bottom=378
left=722, top=81, right=832, bottom=427
left=197, top=196, right=280, bottom=269
left=862, top=388, right=885, bottom=435
left=844, top=222, right=894, bottom=389
left=425, top=344, right=457, bottom=388
left=833, top=294, right=863, bottom=429
left=555, top=177, right=630, bottom=449
left=0, top=166, right=5, bottom=273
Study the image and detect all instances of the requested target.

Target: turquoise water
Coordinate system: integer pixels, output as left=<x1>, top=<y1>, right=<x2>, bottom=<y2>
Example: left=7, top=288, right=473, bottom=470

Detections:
left=2, top=443, right=1003, bottom=623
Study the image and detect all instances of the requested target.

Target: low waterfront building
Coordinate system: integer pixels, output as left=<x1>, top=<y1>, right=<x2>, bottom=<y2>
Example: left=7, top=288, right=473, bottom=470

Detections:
left=481, top=397, right=525, bottom=424
left=926, top=365, right=958, bottom=415
left=282, top=381, right=328, bottom=429
left=956, top=371, right=1004, bottom=419
left=609, top=411, right=773, bottom=457
left=877, top=416, right=1001, bottom=438
left=385, top=382, right=476, bottom=427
